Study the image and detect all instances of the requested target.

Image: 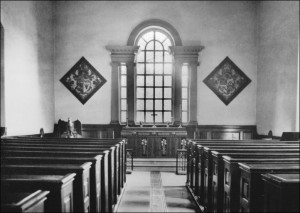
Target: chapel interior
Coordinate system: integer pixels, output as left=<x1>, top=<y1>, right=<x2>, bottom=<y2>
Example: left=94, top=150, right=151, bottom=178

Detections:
left=0, top=1, right=299, bottom=213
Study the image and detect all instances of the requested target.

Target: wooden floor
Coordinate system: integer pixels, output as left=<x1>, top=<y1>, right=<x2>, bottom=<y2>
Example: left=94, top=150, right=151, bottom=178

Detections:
left=116, top=171, right=198, bottom=212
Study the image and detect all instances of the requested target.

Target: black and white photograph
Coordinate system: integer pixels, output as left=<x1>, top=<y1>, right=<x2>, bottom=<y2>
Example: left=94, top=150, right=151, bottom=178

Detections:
left=1, top=1, right=299, bottom=212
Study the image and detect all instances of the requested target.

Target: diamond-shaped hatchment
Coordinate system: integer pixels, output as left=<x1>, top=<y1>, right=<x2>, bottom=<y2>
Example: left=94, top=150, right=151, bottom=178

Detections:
left=60, top=57, right=107, bottom=104
left=203, top=57, right=251, bottom=105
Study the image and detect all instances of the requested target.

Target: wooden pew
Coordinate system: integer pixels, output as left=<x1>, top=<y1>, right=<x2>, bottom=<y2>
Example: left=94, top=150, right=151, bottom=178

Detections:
left=2, top=138, right=126, bottom=195
left=2, top=156, right=103, bottom=213
left=1, top=148, right=113, bottom=213
left=238, top=163, right=300, bottom=212
left=2, top=143, right=119, bottom=210
left=3, top=139, right=125, bottom=196
left=1, top=173, right=76, bottom=212
left=202, top=147, right=299, bottom=212
left=186, top=140, right=298, bottom=190
left=220, top=154, right=300, bottom=213
left=1, top=162, right=92, bottom=213
left=190, top=142, right=299, bottom=198
left=261, top=173, right=299, bottom=212
left=1, top=190, right=50, bottom=213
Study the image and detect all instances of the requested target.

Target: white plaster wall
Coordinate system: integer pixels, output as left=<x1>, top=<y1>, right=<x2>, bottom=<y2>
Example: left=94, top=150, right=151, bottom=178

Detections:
left=54, top=1, right=257, bottom=125
left=1, top=1, right=54, bottom=135
left=256, top=1, right=299, bottom=136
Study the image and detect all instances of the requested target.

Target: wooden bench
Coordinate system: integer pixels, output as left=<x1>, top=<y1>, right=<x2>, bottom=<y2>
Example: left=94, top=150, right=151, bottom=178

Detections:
left=189, top=142, right=298, bottom=198
left=1, top=147, right=112, bottom=213
left=1, top=174, right=76, bottom=212
left=221, top=154, right=300, bottom=213
left=1, top=190, right=50, bottom=213
left=1, top=162, right=92, bottom=213
left=202, top=147, right=299, bottom=212
left=3, top=139, right=125, bottom=195
left=186, top=140, right=298, bottom=189
left=3, top=156, right=102, bottom=213
left=2, top=138, right=126, bottom=195
left=261, top=173, right=299, bottom=212
left=238, top=163, right=299, bottom=212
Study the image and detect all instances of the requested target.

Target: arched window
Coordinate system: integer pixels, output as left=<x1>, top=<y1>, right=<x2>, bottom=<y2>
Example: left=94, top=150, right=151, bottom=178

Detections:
left=106, top=19, right=203, bottom=127
left=135, top=29, right=174, bottom=124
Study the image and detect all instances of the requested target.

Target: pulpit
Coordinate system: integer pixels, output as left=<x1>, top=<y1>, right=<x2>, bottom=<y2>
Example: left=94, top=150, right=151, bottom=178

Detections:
left=121, top=127, right=187, bottom=158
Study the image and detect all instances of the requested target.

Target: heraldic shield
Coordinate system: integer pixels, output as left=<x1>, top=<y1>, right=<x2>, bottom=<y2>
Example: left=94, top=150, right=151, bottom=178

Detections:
left=60, top=57, right=107, bottom=104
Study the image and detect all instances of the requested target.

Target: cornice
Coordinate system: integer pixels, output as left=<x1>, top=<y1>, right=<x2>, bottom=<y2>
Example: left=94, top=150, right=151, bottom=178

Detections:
left=169, top=46, right=205, bottom=55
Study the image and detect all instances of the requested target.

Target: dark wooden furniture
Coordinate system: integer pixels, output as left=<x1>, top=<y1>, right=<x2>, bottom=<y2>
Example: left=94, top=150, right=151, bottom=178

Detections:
left=221, top=155, right=299, bottom=213
left=238, top=163, right=300, bottom=212
left=1, top=163, right=92, bottom=213
left=121, top=127, right=187, bottom=158
left=2, top=155, right=103, bottom=213
left=1, top=174, right=75, bottom=212
left=1, top=190, right=50, bottom=213
left=280, top=132, right=300, bottom=141
left=262, top=173, right=299, bottom=212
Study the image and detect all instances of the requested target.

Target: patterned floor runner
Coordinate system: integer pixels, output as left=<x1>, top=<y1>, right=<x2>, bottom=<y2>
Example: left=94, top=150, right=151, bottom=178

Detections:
left=149, top=171, right=168, bottom=212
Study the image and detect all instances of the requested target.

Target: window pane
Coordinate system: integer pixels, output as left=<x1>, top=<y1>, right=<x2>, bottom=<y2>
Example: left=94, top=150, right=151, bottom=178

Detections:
left=121, top=99, right=127, bottom=110
left=137, top=51, right=145, bottom=62
left=156, top=112, right=162, bottom=123
left=146, top=41, right=154, bottom=50
left=155, top=31, right=166, bottom=43
left=146, top=63, right=154, bottom=74
left=143, top=31, right=154, bottom=42
left=164, top=64, right=172, bottom=74
left=155, top=64, right=163, bottom=74
left=164, top=76, right=172, bottom=86
left=146, top=51, right=154, bottom=62
left=121, top=88, right=126, bottom=98
left=137, top=88, right=144, bottom=98
left=164, top=100, right=171, bottom=110
left=155, top=100, right=162, bottom=110
left=165, top=52, right=172, bottom=62
left=146, top=88, right=153, bottom=98
left=137, top=76, right=144, bottom=86
left=137, top=100, right=144, bottom=110
left=163, top=39, right=171, bottom=48
left=182, top=112, right=188, bottom=123
left=146, top=112, right=153, bottom=123
left=136, top=63, right=144, bottom=74
left=120, top=65, right=127, bottom=74
left=121, top=75, right=126, bottom=86
left=137, top=112, right=144, bottom=122
left=182, top=100, right=187, bottom=111
left=146, top=100, right=153, bottom=110
left=182, top=88, right=188, bottom=99
left=155, top=41, right=163, bottom=50
left=164, top=88, right=172, bottom=98
left=182, top=75, right=188, bottom=87
left=121, top=111, right=127, bottom=123
left=155, top=76, right=163, bottom=86
left=155, top=51, right=163, bottom=62
left=182, top=65, right=188, bottom=76
left=155, top=88, right=162, bottom=98
left=137, top=39, right=146, bottom=50
left=164, top=112, right=171, bottom=123
left=146, top=76, right=153, bottom=86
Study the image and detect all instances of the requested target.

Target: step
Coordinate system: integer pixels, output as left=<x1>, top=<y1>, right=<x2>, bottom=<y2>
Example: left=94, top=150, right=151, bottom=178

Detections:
left=126, top=158, right=182, bottom=172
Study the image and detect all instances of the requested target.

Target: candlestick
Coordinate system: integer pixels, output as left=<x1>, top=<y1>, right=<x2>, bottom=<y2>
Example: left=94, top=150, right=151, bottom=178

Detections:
left=112, top=131, right=114, bottom=139
left=194, top=131, right=196, bottom=139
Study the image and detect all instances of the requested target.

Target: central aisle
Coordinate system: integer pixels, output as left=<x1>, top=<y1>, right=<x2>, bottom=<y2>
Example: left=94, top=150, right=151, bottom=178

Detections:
left=116, top=171, right=199, bottom=212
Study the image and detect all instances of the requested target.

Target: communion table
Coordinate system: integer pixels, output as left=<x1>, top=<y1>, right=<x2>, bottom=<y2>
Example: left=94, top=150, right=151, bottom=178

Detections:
left=121, top=127, right=187, bottom=158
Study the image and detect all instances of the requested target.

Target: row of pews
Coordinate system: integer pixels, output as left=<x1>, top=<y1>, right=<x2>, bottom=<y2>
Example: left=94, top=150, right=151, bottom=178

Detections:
left=186, top=139, right=300, bottom=212
left=1, top=136, right=127, bottom=212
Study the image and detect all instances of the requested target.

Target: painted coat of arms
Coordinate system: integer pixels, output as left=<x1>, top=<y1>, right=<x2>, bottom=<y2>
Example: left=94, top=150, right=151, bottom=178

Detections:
left=203, top=57, right=251, bottom=105
left=60, top=57, right=107, bottom=104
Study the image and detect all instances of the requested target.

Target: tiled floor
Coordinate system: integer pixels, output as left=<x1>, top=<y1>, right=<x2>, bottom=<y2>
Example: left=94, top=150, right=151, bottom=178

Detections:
left=116, top=171, right=198, bottom=212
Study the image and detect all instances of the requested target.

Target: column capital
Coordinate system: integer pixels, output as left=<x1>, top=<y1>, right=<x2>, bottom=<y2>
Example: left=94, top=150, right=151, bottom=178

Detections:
left=169, top=45, right=204, bottom=65
left=106, top=45, right=139, bottom=63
